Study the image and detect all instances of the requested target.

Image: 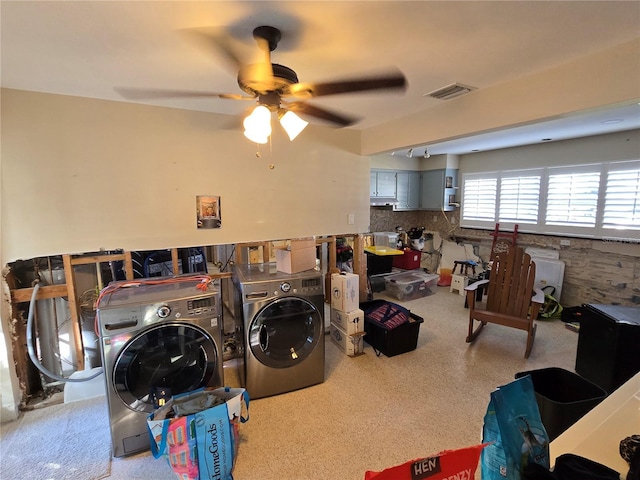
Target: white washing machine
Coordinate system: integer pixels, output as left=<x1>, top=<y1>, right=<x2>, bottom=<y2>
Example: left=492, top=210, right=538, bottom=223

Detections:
left=232, top=263, right=325, bottom=399
left=97, top=275, right=223, bottom=457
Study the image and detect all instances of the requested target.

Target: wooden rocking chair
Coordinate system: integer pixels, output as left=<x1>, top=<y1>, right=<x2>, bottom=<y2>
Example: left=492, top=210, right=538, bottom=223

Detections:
left=464, top=246, right=544, bottom=358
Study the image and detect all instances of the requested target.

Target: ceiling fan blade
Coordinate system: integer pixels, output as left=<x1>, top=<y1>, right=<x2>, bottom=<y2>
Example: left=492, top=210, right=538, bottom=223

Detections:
left=287, top=70, right=407, bottom=98
left=114, top=87, right=252, bottom=101
left=287, top=102, right=358, bottom=127
left=179, top=26, right=245, bottom=71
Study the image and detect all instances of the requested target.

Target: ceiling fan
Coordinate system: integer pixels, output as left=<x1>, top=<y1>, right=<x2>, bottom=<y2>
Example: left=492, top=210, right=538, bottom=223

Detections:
left=115, top=25, right=407, bottom=142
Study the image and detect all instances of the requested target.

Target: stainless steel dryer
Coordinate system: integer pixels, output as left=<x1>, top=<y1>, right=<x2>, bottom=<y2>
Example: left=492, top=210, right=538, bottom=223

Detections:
left=232, top=263, right=325, bottom=399
left=97, top=276, right=223, bottom=457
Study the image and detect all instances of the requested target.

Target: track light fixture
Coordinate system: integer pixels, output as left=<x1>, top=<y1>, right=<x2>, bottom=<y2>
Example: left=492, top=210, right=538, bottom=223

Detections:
left=407, top=148, right=414, bottom=158
left=243, top=103, right=309, bottom=144
left=424, top=148, right=430, bottom=159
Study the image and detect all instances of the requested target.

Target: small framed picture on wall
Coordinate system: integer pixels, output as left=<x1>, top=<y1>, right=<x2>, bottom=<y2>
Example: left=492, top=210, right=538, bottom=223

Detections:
left=196, top=195, right=221, bottom=229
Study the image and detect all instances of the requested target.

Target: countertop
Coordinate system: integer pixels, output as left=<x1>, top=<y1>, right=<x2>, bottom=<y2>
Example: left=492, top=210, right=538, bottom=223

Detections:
left=549, top=371, right=640, bottom=476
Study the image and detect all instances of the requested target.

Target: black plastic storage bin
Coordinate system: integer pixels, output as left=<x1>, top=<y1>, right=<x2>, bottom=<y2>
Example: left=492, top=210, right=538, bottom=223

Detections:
left=360, top=300, right=424, bottom=357
left=365, top=252, right=394, bottom=276
left=515, top=367, right=607, bottom=441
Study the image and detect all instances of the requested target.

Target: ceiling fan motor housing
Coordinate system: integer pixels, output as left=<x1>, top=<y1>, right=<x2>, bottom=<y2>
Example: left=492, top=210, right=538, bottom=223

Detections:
left=238, top=63, right=299, bottom=96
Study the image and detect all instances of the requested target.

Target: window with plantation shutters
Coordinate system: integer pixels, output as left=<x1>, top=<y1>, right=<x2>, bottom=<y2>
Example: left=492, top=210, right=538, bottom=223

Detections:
left=462, top=174, right=497, bottom=225
left=545, top=168, right=601, bottom=228
left=460, top=160, right=639, bottom=239
left=499, top=172, right=541, bottom=224
left=602, top=161, right=640, bottom=231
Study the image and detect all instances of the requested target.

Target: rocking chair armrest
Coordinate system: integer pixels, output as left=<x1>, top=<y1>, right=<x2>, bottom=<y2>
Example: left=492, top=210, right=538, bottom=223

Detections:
left=531, top=287, right=545, bottom=304
left=465, top=279, right=489, bottom=291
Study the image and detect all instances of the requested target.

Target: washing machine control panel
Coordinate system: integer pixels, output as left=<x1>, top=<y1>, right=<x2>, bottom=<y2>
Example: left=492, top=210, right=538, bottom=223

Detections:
left=148, top=296, right=218, bottom=321
left=300, top=277, right=323, bottom=294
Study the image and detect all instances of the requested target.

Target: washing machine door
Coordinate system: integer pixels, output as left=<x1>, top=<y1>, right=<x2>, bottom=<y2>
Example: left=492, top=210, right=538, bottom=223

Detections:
left=113, top=322, right=218, bottom=413
left=249, top=297, right=322, bottom=368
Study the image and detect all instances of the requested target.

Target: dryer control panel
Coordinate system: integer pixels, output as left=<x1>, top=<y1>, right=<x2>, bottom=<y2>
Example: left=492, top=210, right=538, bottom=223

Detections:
left=300, top=276, right=323, bottom=294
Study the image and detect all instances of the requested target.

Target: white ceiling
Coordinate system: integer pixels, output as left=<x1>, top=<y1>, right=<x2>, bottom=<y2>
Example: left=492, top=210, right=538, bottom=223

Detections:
left=2, top=1, right=639, bottom=155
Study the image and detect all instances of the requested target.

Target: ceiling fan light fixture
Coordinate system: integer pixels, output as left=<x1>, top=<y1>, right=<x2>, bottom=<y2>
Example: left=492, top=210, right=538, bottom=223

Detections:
left=243, top=130, right=270, bottom=144
left=243, top=105, right=272, bottom=144
left=279, top=109, right=309, bottom=141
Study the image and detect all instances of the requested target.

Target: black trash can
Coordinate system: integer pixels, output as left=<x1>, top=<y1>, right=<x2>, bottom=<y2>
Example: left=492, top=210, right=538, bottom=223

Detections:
left=515, top=367, right=607, bottom=442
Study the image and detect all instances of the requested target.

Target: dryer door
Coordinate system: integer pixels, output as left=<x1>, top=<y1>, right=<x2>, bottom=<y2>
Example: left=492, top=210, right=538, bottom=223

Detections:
left=113, top=323, right=219, bottom=413
left=249, top=297, right=322, bottom=368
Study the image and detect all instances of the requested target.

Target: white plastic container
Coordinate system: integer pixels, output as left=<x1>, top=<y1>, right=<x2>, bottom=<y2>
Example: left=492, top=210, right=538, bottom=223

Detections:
left=385, top=271, right=439, bottom=300
left=374, top=232, right=399, bottom=249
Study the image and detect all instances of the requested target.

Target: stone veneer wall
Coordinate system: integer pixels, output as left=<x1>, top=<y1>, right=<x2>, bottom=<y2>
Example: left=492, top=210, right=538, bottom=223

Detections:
left=370, top=207, right=640, bottom=308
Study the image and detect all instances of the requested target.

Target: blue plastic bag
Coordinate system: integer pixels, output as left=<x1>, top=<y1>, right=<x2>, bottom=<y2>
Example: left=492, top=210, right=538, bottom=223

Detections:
left=147, top=387, right=250, bottom=480
left=481, top=375, right=549, bottom=480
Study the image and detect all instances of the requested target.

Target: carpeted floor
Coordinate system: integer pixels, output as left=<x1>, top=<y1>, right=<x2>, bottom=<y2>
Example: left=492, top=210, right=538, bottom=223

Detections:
left=0, top=286, right=579, bottom=480
left=0, top=395, right=111, bottom=480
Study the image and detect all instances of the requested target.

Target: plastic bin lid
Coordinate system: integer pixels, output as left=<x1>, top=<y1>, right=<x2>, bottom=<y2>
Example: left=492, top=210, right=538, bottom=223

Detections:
left=386, top=271, right=439, bottom=284
left=364, top=246, right=404, bottom=256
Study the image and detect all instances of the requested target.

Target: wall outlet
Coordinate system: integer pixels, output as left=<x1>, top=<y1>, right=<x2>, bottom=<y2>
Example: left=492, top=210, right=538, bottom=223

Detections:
left=560, top=239, right=571, bottom=246
left=347, top=213, right=355, bottom=225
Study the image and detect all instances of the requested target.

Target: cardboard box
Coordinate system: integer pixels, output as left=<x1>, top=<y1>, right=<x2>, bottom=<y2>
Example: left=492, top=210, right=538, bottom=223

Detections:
left=290, top=238, right=316, bottom=250
left=331, top=272, right=359, bottom=312
left=384, top=271, right=439, bottom=300
left=329, top=323, right=365, bottom=356
left=330, top=307, right=364, bottom=335
left=275, top=238, right=317, bottom=274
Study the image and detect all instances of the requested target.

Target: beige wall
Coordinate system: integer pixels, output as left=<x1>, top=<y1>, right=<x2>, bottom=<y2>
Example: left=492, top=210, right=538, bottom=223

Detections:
left=1, top=89, right=370, bottom=262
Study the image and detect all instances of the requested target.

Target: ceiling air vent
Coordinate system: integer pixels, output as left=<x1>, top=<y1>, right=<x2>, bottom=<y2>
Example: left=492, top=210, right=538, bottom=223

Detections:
left=425, top=83, right=476, bottom=100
